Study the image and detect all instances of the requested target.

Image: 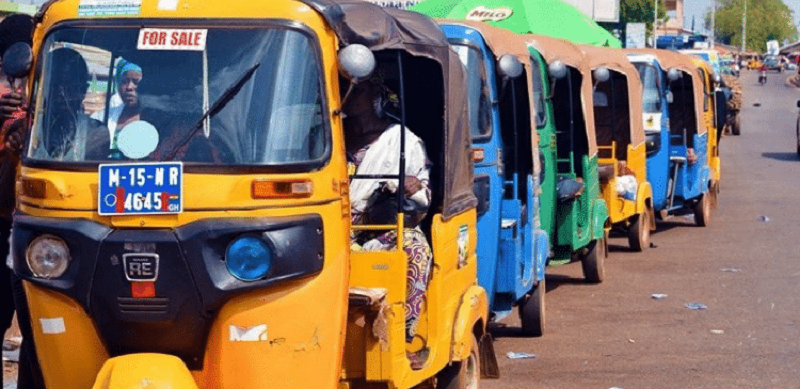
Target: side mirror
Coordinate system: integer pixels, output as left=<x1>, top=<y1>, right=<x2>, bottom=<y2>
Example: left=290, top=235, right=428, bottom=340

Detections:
left=714, top=73, right=722, bottom=84
left=593, top=67, right=610, bottom=83
left=338, top=44, right=375, bottom=83
left=667, top=68, right=682, bottom=82
left=2, top=42, right=33, bottom=80
left=665, top=91, right=674, bottom=104
left=498, top=54, right=523, bottom=79
left=548, top=60, right=567, bottom=80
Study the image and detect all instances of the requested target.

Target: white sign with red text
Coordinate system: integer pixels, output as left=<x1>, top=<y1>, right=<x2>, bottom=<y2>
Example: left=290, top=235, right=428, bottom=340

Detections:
left=137, top=29, right=207, bottom=51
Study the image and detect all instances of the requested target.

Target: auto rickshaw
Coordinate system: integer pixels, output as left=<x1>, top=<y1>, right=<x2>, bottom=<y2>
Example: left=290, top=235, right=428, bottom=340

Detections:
left=627, top=49, right=713, bottom=226
left=435, top=20, right=550, bottom=336
left=9, top=0, right=487, bottom=388
left=580, top=45, right=654, bottom=251
left=526, top=35, right=609, bottom=283
left=691, top=57, right=725, bottom=206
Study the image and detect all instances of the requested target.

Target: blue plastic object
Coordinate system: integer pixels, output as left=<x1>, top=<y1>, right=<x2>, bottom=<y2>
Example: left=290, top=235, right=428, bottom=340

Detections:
left=226, top=236, right=273, bottom=281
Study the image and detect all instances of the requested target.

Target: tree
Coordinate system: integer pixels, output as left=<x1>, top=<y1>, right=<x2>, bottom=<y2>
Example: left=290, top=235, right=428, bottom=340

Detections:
left=600, top=0, right=668, bottom=45
left=709, top=0, right=797, bottom=51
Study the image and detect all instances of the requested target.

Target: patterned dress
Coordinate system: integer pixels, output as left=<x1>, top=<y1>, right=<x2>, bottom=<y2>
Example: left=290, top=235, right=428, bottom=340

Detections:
left=348, top=124, right=433, bottom=342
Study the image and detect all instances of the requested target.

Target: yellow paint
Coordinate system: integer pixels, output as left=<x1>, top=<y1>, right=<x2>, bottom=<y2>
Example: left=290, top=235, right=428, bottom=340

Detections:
left=92, top=354, right=199, bottom=389
left=597, top=143, right=652, bottom=226
left=691, top=58, right=722, bottom=185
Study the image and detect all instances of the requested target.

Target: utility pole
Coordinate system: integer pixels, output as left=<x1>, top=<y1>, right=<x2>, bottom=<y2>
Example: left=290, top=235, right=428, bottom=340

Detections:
left=653, top=0, right=658, bottom=47
left=742, top=0, right=747, bottom=51
left=711, top=1, right=716, bottom=48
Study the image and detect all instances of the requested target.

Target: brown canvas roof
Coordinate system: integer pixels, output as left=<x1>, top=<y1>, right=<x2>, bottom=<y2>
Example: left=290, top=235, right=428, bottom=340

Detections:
left=527, top=33, right=597, bottom=156
left=437, top=20, right=540, bottom=173
left=580, top=45, right=645, bottom=147
left=627, top=48, right=707, bottom=135
left=296, top=0, right=478, bottom=218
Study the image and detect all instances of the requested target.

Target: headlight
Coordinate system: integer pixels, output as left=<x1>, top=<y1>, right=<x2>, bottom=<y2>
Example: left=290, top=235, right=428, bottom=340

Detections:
left=26, top=235, right=71, bottom=279
left=225, top=236, right=272, bottom=281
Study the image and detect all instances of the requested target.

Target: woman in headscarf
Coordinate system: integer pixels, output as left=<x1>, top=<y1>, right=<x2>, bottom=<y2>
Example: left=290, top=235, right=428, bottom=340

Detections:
left=343, top=70, right=433, bottom=344
left=91, top=58, right=143, bottom=156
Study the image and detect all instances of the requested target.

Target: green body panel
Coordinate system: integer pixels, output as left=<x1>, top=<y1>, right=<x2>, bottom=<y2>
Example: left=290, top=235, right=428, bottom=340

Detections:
left=527, top=47, right=608, bottom=262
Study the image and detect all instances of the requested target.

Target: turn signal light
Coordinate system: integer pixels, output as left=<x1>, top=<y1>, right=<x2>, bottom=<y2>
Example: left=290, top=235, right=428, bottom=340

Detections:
left=252, top=180, right=313, bottom=199
left=21, top=177, right=46, bottom=199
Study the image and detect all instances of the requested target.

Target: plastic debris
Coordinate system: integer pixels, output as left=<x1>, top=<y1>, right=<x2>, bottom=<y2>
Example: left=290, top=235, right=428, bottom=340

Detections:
left=721, top=268, right=743, bottom=273
left=759, top=215, right=770, bottom=222
left=506, top=352, right=538, bottom=359
left=628, top=339, right=635, bottom=343
left=651, top=293, right=668, bottom=301
left=710, top=329, right=724, bottom=334
left=684, top=302, right=707, bottom=310
left=753, top=102, right=761, bottom=107
left=649, top=242, right=658, bottom=248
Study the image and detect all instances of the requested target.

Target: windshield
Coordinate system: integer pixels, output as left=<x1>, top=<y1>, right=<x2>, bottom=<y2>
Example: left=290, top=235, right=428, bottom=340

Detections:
left=452, top=43, right=492, bottom=141
left=633, top=63, right=662, bottom=114
left=28, top=26, right=327, bottom=167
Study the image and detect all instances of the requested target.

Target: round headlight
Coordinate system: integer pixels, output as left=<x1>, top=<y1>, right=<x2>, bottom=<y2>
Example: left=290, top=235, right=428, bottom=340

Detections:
left=26, top=235, right=71, bottom=279
left=225, top=236, right=272, bottom=281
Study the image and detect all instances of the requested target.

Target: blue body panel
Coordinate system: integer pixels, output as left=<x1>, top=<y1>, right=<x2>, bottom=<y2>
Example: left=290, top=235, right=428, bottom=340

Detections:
left=636, top=57, right=709, bottom=215
left=442, top=24, right=549, bottom=319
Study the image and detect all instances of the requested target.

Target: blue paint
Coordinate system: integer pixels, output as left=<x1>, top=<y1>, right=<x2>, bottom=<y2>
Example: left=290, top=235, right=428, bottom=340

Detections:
left=442, top=24, right=549, bottom=321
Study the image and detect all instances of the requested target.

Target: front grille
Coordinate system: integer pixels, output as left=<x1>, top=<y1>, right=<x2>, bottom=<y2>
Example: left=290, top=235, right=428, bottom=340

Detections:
left=118, top=297, right=169, bottom=314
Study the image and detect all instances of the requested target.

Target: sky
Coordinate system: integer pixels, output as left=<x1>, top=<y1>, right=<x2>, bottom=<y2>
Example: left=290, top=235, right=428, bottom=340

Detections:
left=684, top=0, right=800, bottom=34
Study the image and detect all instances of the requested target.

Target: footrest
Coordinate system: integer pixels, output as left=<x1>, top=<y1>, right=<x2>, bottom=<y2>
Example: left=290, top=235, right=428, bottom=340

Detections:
left=670, top=156, right=687, bottom=163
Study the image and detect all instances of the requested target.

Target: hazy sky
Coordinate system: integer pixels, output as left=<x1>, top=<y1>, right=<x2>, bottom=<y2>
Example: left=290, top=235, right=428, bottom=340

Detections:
left=684, top=0, right=800, bottom=34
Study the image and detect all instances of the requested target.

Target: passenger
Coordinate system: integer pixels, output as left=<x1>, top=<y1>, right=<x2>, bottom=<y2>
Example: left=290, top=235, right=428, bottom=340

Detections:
left=91, top=58, right=143, bottom=156
left=29, top=48, right=109, bottom=160
left=344, top=71, right=433, bottom=343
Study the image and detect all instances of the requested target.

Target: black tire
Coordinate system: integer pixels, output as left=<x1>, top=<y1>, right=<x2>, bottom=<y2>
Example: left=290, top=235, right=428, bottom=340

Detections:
left=581, top=237, right=606, bottom=284
left=732, top=114, right=741, bottom=136
left=519, top=279, right=545, bottom=337
left=436, top=335, right=480, bottom=389
left=693, top=193, right=711, bottom=227
left=709, top=181, right=719, bottom=210
left=627, top=210, right=650, bottom=252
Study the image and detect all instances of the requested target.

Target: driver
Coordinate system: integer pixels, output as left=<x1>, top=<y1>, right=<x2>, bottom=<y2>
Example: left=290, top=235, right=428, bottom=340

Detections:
left=30, top=47, right=109, bottom=161
left=91, top=58, right=143, bottom=156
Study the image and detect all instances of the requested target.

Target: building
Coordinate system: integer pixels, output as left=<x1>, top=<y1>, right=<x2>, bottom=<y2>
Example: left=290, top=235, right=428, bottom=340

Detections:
left=657, top=0, right=693, bottom=35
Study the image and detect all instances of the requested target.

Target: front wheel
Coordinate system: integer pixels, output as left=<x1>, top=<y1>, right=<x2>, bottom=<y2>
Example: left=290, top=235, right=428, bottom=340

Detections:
left=627, top=210, right=651, bottom=252
left=732, top=114, right=741, bottom=136
left=519, top=280, right=545, bottom=337
left=436, top=335, right=480, bottom=389
left=581, top=237, right=606, bottom=284
left=693, top=193, right=711, bottom=227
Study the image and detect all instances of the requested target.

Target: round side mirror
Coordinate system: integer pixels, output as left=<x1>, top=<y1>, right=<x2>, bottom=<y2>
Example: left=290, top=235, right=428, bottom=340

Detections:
left=116, top=121, right=159, bottom=159
left=338, top=44, right=375, bottom=83
left=593, top=67, right=610, bottom=83
left=2, top=42, right=33, bottom=79
left=498, top=54, right=523, bottom=79
left=713, top=73, right=722, bottom=84
left=667, top=68, right=682, bottom=82
left=548, top=60, right=567, bottom=79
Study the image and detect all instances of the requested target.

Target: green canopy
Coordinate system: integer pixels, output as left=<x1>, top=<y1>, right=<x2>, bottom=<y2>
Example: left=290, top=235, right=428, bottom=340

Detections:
left=409, top=0, right=621, bottom=48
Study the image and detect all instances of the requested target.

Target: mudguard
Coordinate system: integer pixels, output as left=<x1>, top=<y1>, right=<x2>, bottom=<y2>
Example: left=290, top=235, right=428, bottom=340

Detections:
left=635, top=182, right=654, bottom=215
left=450, top=285, right=489, bottom=362
left=590, top=199, right=609, bottom=241
left=92, top=354, right=198, bottom=389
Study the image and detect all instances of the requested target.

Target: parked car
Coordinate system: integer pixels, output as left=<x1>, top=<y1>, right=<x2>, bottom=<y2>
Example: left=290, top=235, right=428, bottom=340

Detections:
left=763, top=55, right=784, bottom=72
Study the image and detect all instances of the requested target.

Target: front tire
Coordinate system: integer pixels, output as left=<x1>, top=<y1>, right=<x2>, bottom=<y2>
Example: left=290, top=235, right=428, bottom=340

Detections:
left=519, top=280, right=545, bottom=337
left=436, top=335, right=480, bottom=389
left=732, top=114, right=741, bottom=135
left=581, top=236, right=606, bottom=284
left=693, top=193, right=711, bottom=227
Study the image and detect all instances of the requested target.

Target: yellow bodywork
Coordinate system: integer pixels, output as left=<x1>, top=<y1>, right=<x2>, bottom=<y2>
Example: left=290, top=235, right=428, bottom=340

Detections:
left=597, top=142, right=652, bottom=226
left=21, top=1, right=484, bottom=388
left=691, top=58, right=722, bottom=186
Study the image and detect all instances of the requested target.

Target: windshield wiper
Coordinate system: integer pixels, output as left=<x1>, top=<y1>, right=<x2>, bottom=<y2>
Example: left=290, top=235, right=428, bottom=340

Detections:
left=166, top=62, right=261, bottom=160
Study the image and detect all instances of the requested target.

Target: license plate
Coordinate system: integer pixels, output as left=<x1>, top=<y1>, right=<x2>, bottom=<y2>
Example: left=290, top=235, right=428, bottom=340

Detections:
left=98, top=162, right=183, bottom=215
left=123, top=253, right=159, bottom=282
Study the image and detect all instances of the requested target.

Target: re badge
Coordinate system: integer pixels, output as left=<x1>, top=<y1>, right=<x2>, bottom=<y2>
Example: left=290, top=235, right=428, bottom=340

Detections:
left=123, top=253, right=159, bottom=282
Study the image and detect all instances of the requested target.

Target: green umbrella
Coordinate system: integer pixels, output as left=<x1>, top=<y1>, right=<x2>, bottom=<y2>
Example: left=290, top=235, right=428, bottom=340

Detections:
left=409, top=0, right=621, bottom=48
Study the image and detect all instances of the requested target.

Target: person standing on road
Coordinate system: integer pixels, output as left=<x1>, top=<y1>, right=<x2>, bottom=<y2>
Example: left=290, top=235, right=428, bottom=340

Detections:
left=0, top=13, right=46, bottom=389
